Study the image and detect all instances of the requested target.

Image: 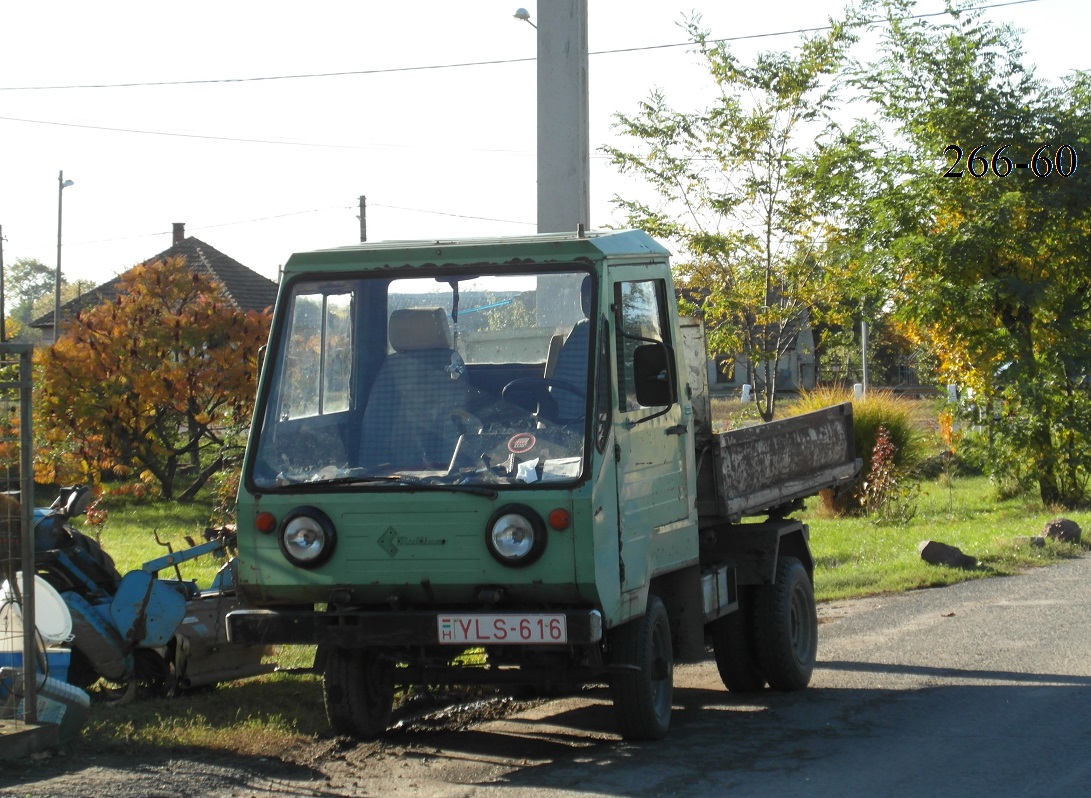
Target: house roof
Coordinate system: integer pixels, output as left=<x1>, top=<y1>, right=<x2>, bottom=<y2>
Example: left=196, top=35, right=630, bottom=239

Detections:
left=32, top=235, right=278, bottom=329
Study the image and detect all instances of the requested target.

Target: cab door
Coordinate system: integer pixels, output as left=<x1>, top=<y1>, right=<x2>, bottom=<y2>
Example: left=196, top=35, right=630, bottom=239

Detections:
left=610, top=269, right=697, bottom=608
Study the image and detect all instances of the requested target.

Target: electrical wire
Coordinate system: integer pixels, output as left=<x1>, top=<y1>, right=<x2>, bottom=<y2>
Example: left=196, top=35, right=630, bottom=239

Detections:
left=0, top=0, right=1046, bottom=153
left=0, top=0, right=1043, bottom=257
left=0, top=0, right=1041, bottom=92
left=0, top=114, right=538, bottom=154
left=11, top=201, right=533, bottom=255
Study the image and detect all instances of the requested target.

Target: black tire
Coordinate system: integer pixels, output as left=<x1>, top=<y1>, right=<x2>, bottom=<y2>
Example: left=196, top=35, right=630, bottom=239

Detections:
left=65, top=648, right=100, bottom=690
left=710, top=586, right=766, bottom=693
left=90, top=649, right=170, bottom=705
left=70, top=530, right=123, bottom=585
left=753, top=556, right=817, bottom=691
left=322, top=647, right=394, bottom=739
left=609, top=595, right=674, bottom=740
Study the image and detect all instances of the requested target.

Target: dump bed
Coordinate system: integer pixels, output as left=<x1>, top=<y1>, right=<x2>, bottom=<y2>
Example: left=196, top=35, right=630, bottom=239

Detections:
left=696, top=402, right=861, bottom=523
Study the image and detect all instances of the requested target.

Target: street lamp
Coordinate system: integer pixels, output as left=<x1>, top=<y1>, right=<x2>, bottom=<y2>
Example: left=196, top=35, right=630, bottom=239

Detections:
left=513, top=8, right=536, bottom=28
left=54, top=170, right=74, bottom=342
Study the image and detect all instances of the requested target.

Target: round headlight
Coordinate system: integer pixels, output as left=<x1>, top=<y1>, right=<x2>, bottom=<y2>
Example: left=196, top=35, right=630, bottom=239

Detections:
left=486, top=504, right=546, bottom=567
left=278, top=507, right=336, bottom=568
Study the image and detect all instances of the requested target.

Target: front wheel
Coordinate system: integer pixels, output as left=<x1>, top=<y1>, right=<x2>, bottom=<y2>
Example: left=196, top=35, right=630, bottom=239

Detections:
left=753, top=557, right=817, bottom=691
left=609, top=595, right=674, bottom=740
left=323, top=647, right=394, bottom=739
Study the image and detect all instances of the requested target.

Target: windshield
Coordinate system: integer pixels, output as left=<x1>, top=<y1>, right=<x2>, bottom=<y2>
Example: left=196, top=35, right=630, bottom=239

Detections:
left=248, top=267, right=593, bottom=490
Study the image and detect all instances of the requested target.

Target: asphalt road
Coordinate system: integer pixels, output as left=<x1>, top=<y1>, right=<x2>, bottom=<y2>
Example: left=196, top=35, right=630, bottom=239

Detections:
left=335, top=555, right=1091, bottom=798
left=5, top=556, right=1091, bottom=797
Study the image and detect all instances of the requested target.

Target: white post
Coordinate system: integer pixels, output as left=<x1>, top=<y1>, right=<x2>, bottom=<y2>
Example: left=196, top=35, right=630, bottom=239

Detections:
left=536, top=0, right=589, bottom=233
left=860, top=319, right=869, bottom=397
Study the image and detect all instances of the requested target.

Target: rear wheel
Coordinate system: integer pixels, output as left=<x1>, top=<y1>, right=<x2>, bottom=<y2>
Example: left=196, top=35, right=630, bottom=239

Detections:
left=754, top=557, right=817, bottom=691
left=609, top=595, right=674, bottom=740
left=323, top=647, right=394, bottom=739
left=89, top=649, right=170, bottom=705
left=70, top=531, right=123, bottom=584
left=710, top=586, right=766, bottom=693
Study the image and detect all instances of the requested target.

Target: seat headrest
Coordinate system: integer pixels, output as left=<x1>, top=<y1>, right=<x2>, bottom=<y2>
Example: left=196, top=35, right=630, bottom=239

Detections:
left=388, top=307, right=452, bottom=352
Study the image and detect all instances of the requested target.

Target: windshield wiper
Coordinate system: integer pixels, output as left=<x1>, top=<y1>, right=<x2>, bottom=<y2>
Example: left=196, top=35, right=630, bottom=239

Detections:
left=280, top=471, right=498, bottom=498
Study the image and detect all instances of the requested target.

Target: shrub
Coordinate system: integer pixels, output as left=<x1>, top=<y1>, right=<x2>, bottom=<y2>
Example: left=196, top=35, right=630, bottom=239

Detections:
left=860, top=425, right=921, bottom=525
left=789, top=386, right=932, bottom=515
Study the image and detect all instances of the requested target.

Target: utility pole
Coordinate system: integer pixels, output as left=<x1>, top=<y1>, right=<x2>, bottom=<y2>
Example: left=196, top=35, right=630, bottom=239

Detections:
left=536, top=0, right=589, bottom=233
left=358, top=196, right=367, bottom=243
left=55, top=170, right=74, bottom=342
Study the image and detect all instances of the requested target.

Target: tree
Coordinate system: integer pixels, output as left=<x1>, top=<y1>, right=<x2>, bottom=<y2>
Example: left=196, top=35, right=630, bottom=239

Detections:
left=860, top=0, right=1091, bottom=506
left=36, top=256, right=271, bottom=499
left=605, top=16, right=865, bottom=421
left=1, top=257, right=96, bottom=341
left=4, top=258, right=53, bottom=337
left=5, top=257, right=53, bottom=310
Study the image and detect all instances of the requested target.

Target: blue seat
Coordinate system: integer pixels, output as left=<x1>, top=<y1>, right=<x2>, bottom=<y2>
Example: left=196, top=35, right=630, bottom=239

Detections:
left=548, top=319, right=590, bottom=422
left=544, top=275, right=592, bottom=423
left=358, top=308, right=469, bottom=470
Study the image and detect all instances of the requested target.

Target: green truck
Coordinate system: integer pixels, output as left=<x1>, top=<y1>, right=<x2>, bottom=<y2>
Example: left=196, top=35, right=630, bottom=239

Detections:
left=226, top=229, right=860, bottom=740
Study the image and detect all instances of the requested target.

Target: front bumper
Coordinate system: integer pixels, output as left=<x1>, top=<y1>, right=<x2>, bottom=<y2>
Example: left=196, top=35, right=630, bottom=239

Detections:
left=226, top=608, right=603, bottom=648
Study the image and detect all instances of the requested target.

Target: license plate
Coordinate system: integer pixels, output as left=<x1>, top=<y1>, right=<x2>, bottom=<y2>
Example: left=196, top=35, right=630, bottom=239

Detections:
left=437, top=613, right=568, bottom=645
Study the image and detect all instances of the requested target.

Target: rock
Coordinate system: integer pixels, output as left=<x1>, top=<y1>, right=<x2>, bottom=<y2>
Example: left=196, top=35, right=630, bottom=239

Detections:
left=918, top=540, right=977, bottom=570
left=1042, top=518, right=1082, bottom=544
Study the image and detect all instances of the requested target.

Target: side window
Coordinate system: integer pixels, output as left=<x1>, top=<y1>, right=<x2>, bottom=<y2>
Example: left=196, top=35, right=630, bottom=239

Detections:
left=614, top=279, right=670, bottom=411
left=280, top=291, right=353, bottom=419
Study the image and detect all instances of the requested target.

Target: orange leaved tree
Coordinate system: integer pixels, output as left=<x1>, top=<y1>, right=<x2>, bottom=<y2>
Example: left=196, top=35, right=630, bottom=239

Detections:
left=36, top=256, right=271, bottom=499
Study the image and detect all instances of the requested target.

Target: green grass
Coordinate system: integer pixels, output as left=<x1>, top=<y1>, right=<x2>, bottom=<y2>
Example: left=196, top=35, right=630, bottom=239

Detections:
left=87, top=495, right=223, bottom=581
left=79, top=673, right=328, bottom=756
left=56, top=470, right=1090, bottom=755
left=808, top=474, right=1091, bottom=600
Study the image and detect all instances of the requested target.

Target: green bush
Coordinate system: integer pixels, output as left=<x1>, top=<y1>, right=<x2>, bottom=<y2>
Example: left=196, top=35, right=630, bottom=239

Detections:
left=788, top=387, right=933, bottom=516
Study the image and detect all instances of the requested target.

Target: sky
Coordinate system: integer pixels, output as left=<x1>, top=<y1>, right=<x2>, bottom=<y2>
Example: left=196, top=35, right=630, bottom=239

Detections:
left=0, top=0, right=1087, bottom=288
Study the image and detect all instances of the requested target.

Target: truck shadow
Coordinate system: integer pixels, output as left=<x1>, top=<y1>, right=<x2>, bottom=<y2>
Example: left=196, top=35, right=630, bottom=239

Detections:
left=818, top=659, right=1091, bottom=686
left=377, top=665, right=1091, bottom=796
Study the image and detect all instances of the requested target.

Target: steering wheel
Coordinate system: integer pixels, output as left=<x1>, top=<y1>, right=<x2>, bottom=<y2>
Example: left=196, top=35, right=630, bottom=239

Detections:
left=501, top=377, right=584, bottom=424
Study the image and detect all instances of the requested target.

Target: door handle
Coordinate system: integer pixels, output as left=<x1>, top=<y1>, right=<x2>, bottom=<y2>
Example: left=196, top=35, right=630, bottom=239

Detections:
left=665, top=424, right=687, bottom=436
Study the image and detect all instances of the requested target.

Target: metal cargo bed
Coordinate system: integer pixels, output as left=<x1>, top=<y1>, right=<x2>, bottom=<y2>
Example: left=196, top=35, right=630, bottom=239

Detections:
left=696, top=402, right=861, bottom=523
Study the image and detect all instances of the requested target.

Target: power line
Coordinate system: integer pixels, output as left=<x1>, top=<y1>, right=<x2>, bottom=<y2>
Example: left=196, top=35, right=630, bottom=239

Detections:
left=0, top=0, right=1044, bottom=150
left=0, top=115, right=378, bottom=149
left=0, top=0, right=1041, bottom=92
left=0, top=114, right=541, bottom=153
left=370, top=203, right=534, bottom=227
left=0, top=114, right=538, bottom=153
left=11, top=201, right=534, bottom=255
left=0, top=115, right=423, bottom=150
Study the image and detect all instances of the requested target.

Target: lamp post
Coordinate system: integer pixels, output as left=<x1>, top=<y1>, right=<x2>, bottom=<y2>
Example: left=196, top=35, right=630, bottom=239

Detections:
left=54, top=170, right=74, bottom=342
left=513, top=8, right=537, bottom=28
left=514, top=2, right=589, bottom=233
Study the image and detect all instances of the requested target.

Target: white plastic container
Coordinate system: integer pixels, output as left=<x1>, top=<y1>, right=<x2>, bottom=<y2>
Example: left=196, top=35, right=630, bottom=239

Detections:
left=0, top=572, right=73, bottom=647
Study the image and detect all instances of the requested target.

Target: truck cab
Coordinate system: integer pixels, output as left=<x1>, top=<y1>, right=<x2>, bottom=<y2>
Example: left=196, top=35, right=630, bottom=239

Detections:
left=228, top=229, right=857, bottom=740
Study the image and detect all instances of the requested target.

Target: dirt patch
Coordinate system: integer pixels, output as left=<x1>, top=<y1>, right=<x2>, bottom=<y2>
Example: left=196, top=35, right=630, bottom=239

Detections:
left=0, top=690, right=550, bottom=798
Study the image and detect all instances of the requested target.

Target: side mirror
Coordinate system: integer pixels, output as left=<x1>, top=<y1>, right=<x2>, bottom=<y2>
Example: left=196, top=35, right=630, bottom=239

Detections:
left=633, top=343, right=676, bottom=408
